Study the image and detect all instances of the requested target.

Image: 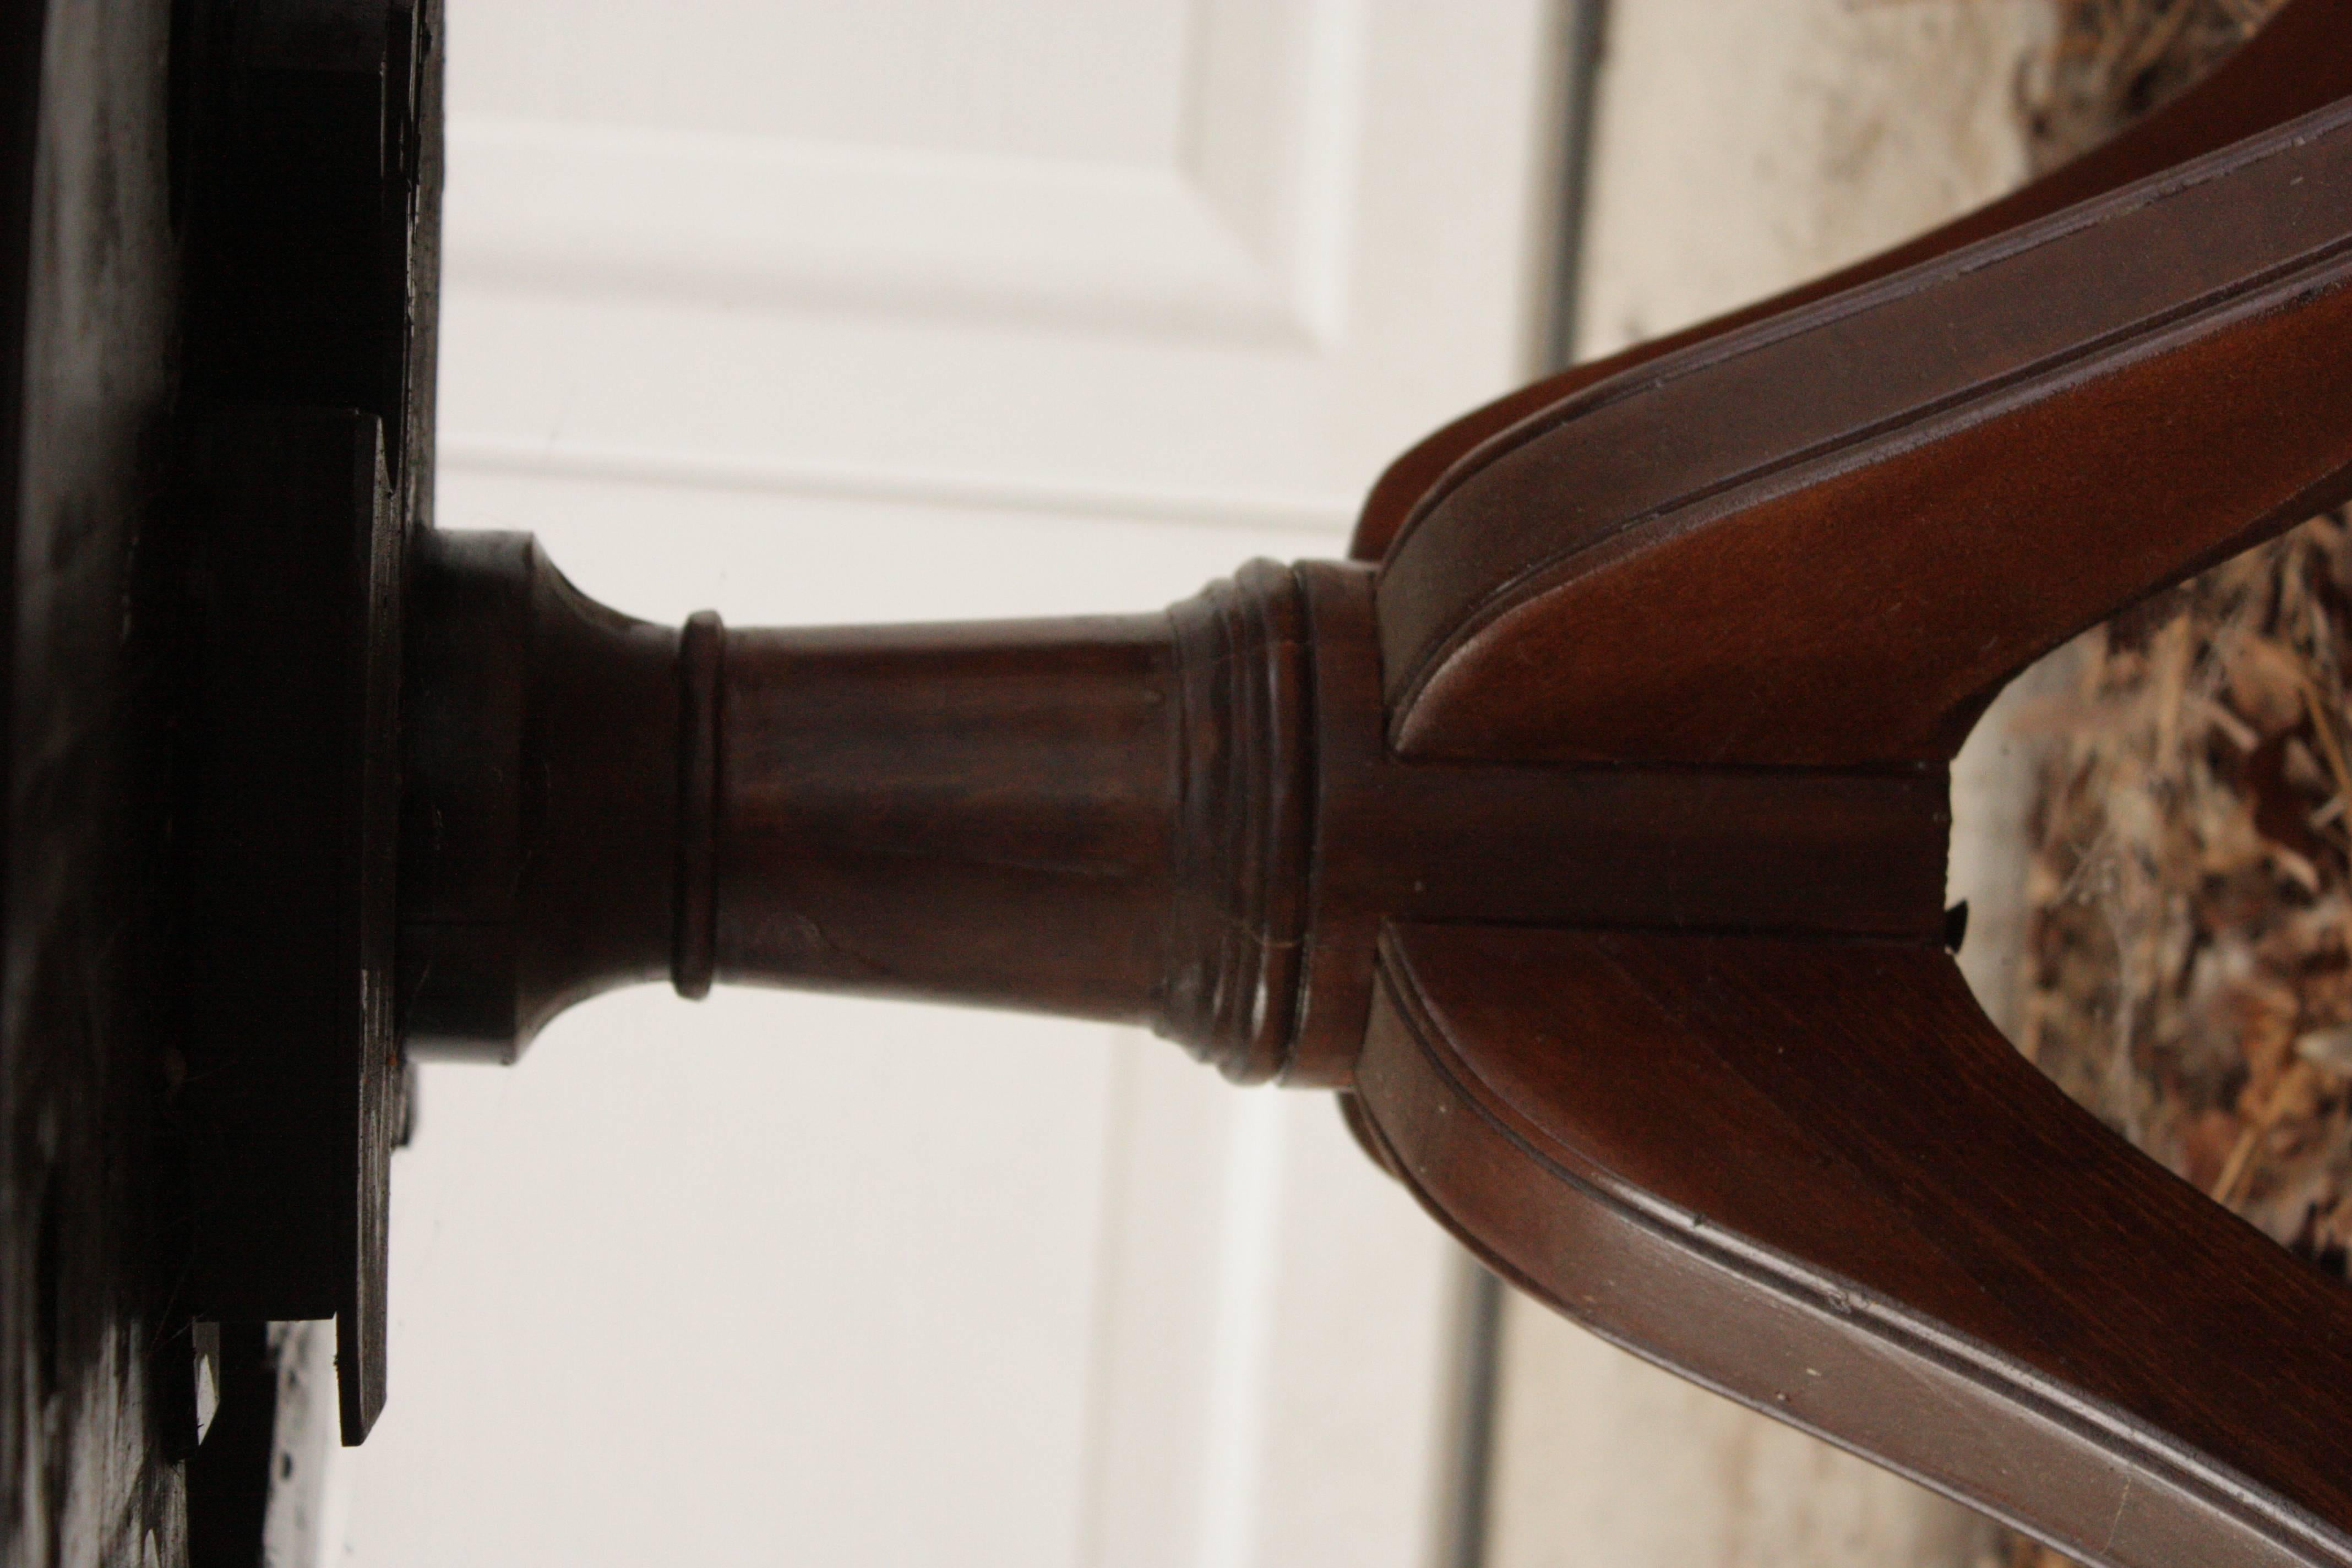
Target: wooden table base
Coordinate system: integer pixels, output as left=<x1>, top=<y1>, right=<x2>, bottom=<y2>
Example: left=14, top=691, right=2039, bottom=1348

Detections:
left=129, top=2, right=2352, bottom=1564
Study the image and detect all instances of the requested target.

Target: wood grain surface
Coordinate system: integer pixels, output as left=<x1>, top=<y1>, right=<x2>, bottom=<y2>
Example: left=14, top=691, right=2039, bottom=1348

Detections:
left=1377, top=90, right=2352, bottom=767
left=1357, top=923, right=2352, bottom=1568
left=1346, top=0, right=2352, bottom=568
left=13, top=2, right=2339, bottom=1565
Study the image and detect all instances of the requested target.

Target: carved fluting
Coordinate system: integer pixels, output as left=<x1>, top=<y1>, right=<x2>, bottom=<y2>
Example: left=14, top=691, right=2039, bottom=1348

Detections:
left=1162, top=561, right=1314, bottom=1081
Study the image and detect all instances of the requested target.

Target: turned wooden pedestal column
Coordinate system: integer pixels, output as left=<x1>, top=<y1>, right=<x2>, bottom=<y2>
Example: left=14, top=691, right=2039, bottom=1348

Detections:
left=398, top=535, right=1951, bottom=1084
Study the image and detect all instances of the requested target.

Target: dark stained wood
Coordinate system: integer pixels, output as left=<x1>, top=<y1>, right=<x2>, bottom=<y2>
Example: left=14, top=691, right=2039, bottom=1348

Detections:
left=400, top=530, right=682, bottom=1058
left=405, top=551, right=1953, bottom=1086
left=1355, top=924, right=2352, bottom=1568
left=715, top=608, right=1186, bottom=1029
left=1346, top=0, right=2352, bottom=567
left=360, top=6, right=2352, bottom=1560
left=672, top=608, right=722, bottom=1001
left=1284, top=560, right=1949, bottom=1083
left=406, top=548, right=1326, bottom=1080
left=2, top=0, right=193, bottom=1560
left=1158, top=560, right=1314, bottom=1081
left=172, top=0, right=441, bottom=1447
left=379, top=44, right=2352, bottom=1545
left=1377, top=92, right=2352, bottom=767
left=25, top=0, right=2352, bottom=1562
left=184, top=1323, right=275, bottom=1565
left=184, top=409, right=399, bottom=1443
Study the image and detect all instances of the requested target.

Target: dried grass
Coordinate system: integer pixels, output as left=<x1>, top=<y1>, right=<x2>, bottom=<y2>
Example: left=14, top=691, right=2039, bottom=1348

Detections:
left=2017, top=520, right=2352, bottom=1260
left=2016, top=0, right=2286, bottom=176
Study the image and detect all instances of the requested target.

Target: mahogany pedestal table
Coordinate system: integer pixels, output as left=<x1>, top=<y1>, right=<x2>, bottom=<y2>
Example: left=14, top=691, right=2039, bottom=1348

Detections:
left=146, top=4, right=2352, bottom=1566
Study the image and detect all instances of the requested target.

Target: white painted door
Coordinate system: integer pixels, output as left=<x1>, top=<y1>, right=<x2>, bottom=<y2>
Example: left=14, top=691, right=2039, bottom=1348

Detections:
left=334, top=6, right=1560, bottom=1564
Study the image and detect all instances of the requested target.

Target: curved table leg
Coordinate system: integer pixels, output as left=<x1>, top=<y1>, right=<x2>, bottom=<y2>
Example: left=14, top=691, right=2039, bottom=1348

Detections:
left=1356, top=922, right=2352, bottom=1568
left=1348, top=0, right=2352, bottom=564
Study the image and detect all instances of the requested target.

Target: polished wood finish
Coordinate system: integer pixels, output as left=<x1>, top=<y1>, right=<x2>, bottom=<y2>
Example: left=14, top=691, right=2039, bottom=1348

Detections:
left=64, top=0, right=2352, bottom=1561
left=382, top=26, right=2352, bottom=1551
left=402, top=530, right=682, bottom=1059
left=716, top=605, right=1199, bottom=1035
left=402, top=539, right=1326, bottom=1079
left=1346, top=0, right=2352, bottom=567
left=1378, top=92, right=2352, bottom=767
left=404, top=544, right=1951, bottom=1086
left=1356, top=925, right=2352, bottom=1568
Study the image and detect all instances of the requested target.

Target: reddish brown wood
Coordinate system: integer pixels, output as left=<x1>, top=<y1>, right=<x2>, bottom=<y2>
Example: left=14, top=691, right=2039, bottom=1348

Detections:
left=1347, top=0, right=2352, bottom=566
left=404, top=551, right=1951, bottom=1086
left=137, top=1, right=2352, bottom=1560
left=713, top=607, right=1189, bottom=1027
left=1284, top=561, right=1948, bottom=1083
left=405, top=546, right=1329, bottom=1080
left=1378, top=92, right=2352, bottom=767
left=1355, top=924, right=2352, bottom=1568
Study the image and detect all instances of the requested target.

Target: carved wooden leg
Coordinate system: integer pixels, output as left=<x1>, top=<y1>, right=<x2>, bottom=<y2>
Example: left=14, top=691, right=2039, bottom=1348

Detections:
left=1355, top=926, right=2352, bottom=1568
left=1315, top=53, right=2352, bottom=1563
left=1376, top=90, right=2352, bottom=769
left=1349, top=0, right=2352, bottom=564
